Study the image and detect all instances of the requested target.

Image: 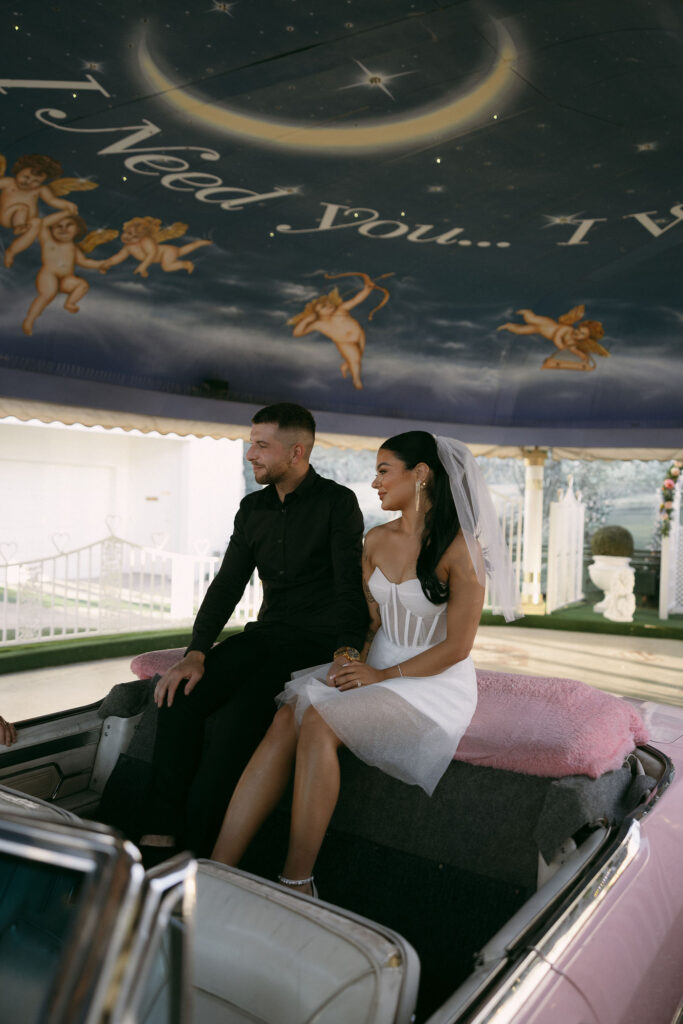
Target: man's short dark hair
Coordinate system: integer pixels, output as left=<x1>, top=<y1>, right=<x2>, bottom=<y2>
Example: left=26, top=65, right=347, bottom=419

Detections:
left=252, top=403, right=315, bottom=438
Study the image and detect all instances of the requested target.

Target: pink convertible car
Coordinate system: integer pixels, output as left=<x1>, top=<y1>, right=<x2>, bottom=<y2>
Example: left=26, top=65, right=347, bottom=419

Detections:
left=0, top=664, right=681, bottom=1024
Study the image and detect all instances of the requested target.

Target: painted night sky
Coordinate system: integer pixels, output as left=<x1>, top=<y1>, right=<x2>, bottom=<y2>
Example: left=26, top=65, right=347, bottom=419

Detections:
left=1, top=0, right=682, bottom=445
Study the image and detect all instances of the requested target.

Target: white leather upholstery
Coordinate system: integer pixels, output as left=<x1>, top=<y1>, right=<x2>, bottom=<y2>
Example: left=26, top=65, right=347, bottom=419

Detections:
left=193, top=861, right=419, bottom=1024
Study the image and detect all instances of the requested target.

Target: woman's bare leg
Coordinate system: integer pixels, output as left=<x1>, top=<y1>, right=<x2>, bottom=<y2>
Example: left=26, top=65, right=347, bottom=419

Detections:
left=211, top=705, right=298, bottom=865
left=280, top=708, right=343, bottom=893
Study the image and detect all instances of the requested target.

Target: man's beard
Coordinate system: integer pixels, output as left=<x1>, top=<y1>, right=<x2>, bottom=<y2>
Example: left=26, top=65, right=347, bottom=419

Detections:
left=251, top=463, right=288, bottom=486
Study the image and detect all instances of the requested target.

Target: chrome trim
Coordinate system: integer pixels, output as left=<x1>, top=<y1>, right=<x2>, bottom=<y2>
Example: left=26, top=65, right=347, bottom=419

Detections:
left=0, top=811, right=145, bottom=1024
left=110, top=853, right=197, bottom=1024
left=464, top=819, right=641, bottom=1024
left=534, top=819, right=640, bottom=966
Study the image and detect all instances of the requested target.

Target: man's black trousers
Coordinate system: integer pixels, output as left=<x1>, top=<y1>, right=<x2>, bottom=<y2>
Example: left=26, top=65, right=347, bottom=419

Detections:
left=147, top=623, right=334, bottom=856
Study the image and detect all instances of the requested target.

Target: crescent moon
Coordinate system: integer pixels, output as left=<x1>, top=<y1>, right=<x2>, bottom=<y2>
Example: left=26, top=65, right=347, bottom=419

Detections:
left=138, top=23, right=517, bottom=154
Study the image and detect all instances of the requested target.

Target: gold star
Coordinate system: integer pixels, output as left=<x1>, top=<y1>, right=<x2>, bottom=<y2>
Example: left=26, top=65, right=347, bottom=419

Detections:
left=338, top=59, right=415, bottom=101
left=542, top=213, right=584, bottom=228
left=210, top=1, right=237, bottom=14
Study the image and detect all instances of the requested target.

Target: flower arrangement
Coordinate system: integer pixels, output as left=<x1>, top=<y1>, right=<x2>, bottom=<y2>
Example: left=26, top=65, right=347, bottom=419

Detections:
left=659, top=460, right=682, bottom=537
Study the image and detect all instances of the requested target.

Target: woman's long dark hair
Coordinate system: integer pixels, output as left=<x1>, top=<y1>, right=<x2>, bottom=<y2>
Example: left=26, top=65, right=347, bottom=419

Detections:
left=380, top=431, right=460, bottom=604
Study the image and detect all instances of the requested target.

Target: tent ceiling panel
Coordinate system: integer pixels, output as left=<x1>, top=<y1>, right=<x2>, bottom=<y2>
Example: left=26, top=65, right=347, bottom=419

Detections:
left=1, top=0, right=681, bottom=448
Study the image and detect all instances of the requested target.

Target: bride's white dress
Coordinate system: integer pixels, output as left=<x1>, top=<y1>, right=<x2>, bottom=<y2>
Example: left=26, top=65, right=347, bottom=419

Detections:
left=276, top=567, right=477, bottom=795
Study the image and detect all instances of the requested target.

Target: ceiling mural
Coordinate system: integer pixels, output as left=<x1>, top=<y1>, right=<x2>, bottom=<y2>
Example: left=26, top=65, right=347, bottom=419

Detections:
left=0, top=0, right=682, bottom=446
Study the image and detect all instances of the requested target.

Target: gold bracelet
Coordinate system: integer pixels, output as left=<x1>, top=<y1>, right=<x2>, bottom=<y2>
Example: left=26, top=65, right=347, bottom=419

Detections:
left=333, top=646, right=360, bottom=662
left=397, top=663, right=404, bottom=677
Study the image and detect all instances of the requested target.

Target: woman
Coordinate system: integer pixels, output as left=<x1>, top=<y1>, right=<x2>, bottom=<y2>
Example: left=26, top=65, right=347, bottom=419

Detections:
left=211, top=432, right=520, bottom=895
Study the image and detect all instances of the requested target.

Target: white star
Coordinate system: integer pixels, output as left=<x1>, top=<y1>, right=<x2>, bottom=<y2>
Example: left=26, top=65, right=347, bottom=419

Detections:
left=338, top=58, right=415, bottom=101
left=209, top=1, right=237, bottom=14
left=542, top=213, right=584, bottom=229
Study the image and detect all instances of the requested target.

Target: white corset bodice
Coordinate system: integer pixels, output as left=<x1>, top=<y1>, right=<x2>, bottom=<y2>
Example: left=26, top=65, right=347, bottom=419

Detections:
left=368, top=567, right=447, bottom=649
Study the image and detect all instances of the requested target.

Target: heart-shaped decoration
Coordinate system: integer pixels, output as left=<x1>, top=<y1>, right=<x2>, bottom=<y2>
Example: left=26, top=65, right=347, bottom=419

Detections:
left=51, top=533, right=71, bottom=554
left=0, top=542, right=18, bottom=564
left=151, top=532, right=169, bottom=550
left=193, top=539, right=210, bottom=556
left=105, top=515, right=122, bottom=537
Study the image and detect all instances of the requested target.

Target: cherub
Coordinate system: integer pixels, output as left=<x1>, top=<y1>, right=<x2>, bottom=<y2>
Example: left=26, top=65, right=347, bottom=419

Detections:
left=21, top=211, right=111, bottom=336
left=287, top=272, right=392, bottom=390
left=497, top=305, right=609, bottom=371
left=0, top=153, right=97, bottom=267
left=98, top=217, right=211, bottom=277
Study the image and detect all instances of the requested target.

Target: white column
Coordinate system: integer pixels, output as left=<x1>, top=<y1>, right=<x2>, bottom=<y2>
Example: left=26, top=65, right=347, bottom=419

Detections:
left=522, top=448, right=547, bottom=613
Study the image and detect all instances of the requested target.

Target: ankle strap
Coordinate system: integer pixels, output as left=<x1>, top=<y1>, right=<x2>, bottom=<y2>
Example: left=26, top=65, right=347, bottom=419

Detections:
left=278, top=873, right=314, bottom=887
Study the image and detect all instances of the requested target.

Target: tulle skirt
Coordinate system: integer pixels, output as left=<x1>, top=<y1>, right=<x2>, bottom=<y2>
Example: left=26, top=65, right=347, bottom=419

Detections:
left=275, top=627, right=477, bottom=795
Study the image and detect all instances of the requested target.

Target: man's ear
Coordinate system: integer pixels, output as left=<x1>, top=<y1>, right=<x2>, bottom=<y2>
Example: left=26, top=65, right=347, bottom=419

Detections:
left=290, top=443, right=304, bottom=464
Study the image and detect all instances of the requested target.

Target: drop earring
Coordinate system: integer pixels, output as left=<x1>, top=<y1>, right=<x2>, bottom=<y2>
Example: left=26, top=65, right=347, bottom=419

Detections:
left=415, top=479, right=425, bottom=513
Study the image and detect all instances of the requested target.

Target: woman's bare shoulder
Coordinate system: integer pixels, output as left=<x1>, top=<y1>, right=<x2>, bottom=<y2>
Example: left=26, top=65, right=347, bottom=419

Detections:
left=364, top=522, right=393, bottom=546
left=363, top=522, right=396, bottom=562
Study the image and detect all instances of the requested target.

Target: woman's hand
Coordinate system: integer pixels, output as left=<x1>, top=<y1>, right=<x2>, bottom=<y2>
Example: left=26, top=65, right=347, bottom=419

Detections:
left=325, top=656, right=351, bottom=686
left=333, top=660, right=384, bottom=691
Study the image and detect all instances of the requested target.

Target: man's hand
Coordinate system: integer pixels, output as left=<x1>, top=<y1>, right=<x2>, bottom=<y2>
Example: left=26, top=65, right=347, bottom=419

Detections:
left=325, top=656, right=356, bottom=687
left=0, top=716, right=17, bottom=746
left=154, top=651, right=206, bottom=707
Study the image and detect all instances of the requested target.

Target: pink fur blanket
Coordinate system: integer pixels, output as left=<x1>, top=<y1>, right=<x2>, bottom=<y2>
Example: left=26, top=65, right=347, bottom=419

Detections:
left=130, top=649, right=648, bottom=779
left=455, top=669, right=647, bottom=778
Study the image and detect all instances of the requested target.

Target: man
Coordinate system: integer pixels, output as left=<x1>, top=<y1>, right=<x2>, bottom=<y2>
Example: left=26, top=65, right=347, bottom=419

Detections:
left=140, top=403, right=368, bottom=859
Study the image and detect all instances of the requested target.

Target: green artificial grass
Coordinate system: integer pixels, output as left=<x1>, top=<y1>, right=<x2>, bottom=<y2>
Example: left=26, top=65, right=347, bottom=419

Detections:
left=481, top=601, right=683, bottom=640
left=2, top=600, right=682, bottom=677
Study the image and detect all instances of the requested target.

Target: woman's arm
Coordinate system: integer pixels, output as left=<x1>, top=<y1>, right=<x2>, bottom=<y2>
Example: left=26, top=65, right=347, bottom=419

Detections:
left=334, top=531, right=484, bottom=689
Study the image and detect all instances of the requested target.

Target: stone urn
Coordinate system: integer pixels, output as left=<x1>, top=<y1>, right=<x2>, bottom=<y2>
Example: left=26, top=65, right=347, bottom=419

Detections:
left=588, top=527, right=635, bottom=623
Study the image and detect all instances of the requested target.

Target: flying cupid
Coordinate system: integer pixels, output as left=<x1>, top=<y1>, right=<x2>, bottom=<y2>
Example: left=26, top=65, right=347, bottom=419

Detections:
left=497, top=306, right=609, bottom=371
left=21, top=213, right=112, bottom=335
left=0, top=153, right=97, bottom=268
left=287, top=271, right=393, bottom=390
left=98, top=217, right=212, bottom=277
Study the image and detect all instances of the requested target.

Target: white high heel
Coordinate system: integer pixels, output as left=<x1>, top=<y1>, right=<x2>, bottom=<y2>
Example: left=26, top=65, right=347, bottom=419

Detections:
left=277, top=873, right=318, bottom=898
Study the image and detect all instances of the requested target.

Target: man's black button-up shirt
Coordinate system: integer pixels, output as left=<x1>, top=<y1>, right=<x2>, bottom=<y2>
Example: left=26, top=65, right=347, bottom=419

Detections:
left=189, top=467, right=368, bottom=656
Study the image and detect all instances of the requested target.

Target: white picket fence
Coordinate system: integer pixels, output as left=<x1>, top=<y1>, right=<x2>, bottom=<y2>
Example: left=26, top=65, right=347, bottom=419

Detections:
left=0, top=536, right=262, bottom=646
left=486, top=490, right=524, bottom=611
left=546, top=479, right=585, bottom=614
left=1, top=491, right=526, bottom=646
